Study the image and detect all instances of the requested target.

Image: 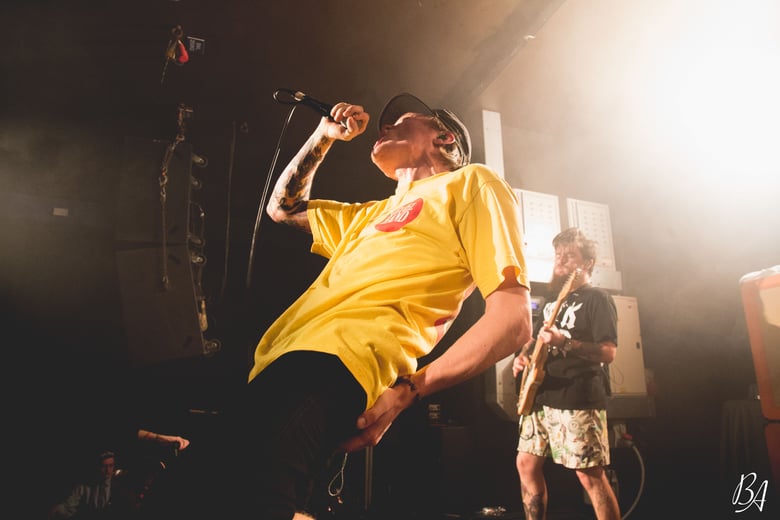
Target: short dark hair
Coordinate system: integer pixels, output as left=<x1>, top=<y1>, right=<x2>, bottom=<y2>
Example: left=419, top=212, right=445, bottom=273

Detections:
left=99, top=451, right=115, bottom=460
left=552, top=227, right=598, bottom=274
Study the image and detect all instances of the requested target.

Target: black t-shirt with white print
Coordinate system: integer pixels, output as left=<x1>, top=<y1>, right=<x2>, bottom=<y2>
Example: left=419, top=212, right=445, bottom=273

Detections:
left=534, top=284, right=617, bottom=410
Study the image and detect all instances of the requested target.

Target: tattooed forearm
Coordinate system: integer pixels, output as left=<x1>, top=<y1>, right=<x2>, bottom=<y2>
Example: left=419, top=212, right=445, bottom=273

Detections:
left=274, top=170, right=310, bottom=214
left=570, top=340, right=615, bottom=363
left=277, top=140, right=326, bottom=210
left=268, top=134, right=332, bottom=227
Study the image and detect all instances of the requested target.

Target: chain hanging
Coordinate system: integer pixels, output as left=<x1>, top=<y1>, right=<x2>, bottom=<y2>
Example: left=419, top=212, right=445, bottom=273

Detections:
left=157, top=104, right=190, bottom=290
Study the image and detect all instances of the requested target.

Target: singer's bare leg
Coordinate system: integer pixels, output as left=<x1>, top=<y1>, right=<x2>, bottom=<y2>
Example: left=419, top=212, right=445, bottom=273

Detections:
left=576, top=466, right=620, bottom=520
left=516, top=451, right=547, bottom=520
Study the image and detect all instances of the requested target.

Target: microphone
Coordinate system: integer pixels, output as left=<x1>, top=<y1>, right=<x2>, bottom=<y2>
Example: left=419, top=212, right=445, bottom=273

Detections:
left=273, top=88, right=347, bottom=127
left=292, top=91, right=333, bottom=119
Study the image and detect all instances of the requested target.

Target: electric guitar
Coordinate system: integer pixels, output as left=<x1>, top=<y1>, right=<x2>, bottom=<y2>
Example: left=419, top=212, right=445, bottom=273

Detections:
left=517, top=268, right=580, bottom=416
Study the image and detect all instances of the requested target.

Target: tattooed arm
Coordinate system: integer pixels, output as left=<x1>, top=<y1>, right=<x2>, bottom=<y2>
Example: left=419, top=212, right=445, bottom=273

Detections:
left=266, top=102, right=369, bottom=233
left=265, top=129, right=333, bottom=233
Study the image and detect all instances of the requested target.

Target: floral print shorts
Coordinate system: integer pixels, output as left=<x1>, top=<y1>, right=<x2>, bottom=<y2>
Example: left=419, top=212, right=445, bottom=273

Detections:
left=517, top=406, right=610, bottom=469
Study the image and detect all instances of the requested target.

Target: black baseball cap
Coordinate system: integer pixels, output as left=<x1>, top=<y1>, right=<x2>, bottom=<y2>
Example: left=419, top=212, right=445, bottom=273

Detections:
left=378, top=93, right=471, bottom=167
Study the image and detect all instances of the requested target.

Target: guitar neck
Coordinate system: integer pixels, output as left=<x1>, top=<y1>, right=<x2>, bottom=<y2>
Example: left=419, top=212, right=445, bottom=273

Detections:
left=518, top=269, right=580, bottom=416
left=538, top=290, right=569, bottom=344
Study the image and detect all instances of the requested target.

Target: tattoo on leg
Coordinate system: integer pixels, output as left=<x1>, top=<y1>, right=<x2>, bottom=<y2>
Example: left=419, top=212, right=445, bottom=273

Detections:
left=590, top=486, right=620, bottom=519
left=521, top=484, right=545, bottom=520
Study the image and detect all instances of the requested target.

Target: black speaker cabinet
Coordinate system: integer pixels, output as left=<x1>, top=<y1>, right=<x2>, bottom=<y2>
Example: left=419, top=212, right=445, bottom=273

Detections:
left=116, top=136, right=194, bottom=245
left=115, top=136, right=204, bottom=365
left=116, top=245, right=204, bottom=366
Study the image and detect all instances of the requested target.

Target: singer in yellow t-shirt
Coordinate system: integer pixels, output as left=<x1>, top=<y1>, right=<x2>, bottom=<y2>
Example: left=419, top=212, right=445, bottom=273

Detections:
left=236, top=93, right=533, bottom=520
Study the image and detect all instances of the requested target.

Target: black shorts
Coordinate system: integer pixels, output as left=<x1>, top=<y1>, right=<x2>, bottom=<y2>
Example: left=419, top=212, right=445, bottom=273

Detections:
left=232, top=351, right=366, bottom=519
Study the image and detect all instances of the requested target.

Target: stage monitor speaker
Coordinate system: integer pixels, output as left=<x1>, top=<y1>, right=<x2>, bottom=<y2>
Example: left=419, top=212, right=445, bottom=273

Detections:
left=609, top=295, right=648, bottom=396
left=116, top=245, right=204, bottom=366
left=116, top=136, right=193, bottom=245
left=484, top=352, right=518, bottom=421
left=740, top=265, right=780, bottom=421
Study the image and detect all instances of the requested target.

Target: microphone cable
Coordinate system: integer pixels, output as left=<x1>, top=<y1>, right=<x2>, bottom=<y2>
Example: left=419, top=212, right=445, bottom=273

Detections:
left=245, top=102, right=298, bottom=290
left=216, top=120, right=237, bottom=304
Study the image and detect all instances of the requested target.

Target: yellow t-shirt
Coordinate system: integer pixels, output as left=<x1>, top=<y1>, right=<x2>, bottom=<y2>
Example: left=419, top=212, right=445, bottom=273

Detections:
left=247, top=163, right=528, bottom=408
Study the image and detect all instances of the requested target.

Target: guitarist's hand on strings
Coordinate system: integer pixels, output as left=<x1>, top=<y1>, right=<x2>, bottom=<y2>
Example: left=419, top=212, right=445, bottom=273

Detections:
left=513, top=324, right=571, bottom=378
left=542, top=324, right=578, bottom=358
left=512, top=339, right=534, bottom=377
left=538, top=324, right=570, bottom=355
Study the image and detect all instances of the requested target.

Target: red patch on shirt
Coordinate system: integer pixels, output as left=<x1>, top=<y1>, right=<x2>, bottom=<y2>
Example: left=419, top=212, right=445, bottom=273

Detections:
left=375, top=198, right=424, bottom=232
left=435, top=317, right=451, bottom=342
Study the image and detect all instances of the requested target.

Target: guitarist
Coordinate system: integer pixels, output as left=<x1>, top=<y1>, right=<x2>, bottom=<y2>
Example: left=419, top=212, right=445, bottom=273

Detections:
left=512, top=227, right=620, bottom=520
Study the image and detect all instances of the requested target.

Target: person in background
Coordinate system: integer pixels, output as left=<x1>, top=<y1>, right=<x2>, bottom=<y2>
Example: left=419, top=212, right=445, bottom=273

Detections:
left=48, top=450, right=118, bottom=519
left=47, top=432, right=189, bottom=519
left=513, top=227, right=620, bottom=520
left=231, top=92, right=533, bottom=519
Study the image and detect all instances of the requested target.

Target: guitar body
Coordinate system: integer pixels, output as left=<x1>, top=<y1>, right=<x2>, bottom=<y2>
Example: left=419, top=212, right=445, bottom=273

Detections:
left=516, top=269, right=580, bottom=416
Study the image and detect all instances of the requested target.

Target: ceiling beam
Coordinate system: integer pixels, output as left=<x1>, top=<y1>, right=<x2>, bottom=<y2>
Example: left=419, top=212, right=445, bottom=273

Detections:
left=442, top=0, right=568, bottom=110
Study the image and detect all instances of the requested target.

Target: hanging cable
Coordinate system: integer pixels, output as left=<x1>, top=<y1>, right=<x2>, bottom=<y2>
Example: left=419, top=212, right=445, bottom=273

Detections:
left=245, top=105, right=298, bottom=289
left=328, top=452, right=349, bottom=498
left=217, top=120, right=237, bottom=304
left=157, top=103, right=190, bottom=291
left=621, top=443, right=646, bottom=519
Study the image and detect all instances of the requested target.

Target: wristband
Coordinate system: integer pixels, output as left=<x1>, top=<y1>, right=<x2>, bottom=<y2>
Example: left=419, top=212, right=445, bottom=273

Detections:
left=392, top=376, right=421, bottom=403
left=562, top=337, right=574, bottom=355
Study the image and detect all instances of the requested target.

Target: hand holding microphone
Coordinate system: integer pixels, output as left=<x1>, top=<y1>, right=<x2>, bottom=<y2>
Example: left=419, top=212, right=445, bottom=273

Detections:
left=273, top=88, right=368, bottom=139
left=327, top=101, right=368, bottom=141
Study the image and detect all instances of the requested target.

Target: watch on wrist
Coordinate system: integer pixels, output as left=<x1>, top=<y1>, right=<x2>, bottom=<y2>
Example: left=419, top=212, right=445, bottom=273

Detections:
left=560, top=330, right=573, bottom=355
